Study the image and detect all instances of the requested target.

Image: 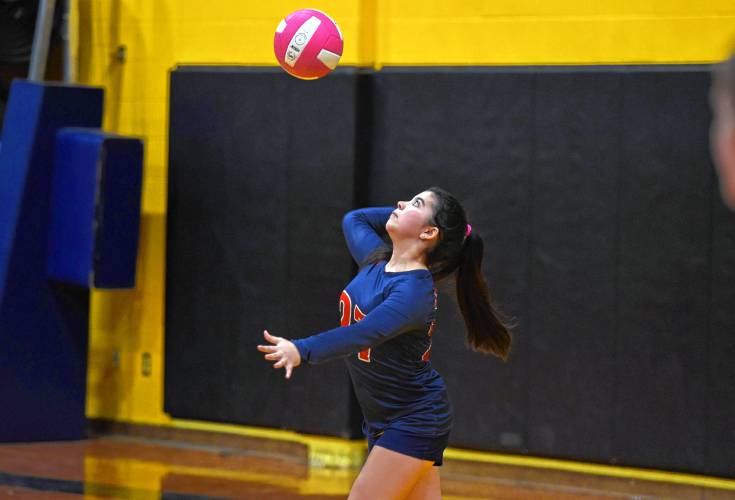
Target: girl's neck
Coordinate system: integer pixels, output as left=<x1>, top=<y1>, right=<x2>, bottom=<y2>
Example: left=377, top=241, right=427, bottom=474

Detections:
left=386, top=243, right=428, bottom=272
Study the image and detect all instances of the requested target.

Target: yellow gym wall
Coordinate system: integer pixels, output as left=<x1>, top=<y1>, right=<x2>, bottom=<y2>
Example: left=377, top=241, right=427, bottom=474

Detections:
left=80, top=0, right=735, bottom=427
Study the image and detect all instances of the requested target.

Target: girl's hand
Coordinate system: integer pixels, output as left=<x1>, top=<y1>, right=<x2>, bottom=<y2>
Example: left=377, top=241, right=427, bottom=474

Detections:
left=257, top=330, right=301, bottom=379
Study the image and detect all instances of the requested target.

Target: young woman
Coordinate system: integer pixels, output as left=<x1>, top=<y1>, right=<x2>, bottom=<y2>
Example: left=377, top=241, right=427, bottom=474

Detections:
left=712, top=49, right=735, bottom=210
left=257, top=187, right=511, bottom=499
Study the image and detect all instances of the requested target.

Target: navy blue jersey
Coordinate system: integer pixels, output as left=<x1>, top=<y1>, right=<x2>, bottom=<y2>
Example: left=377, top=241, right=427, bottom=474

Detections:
left=293, top=207, right=452, bottom=438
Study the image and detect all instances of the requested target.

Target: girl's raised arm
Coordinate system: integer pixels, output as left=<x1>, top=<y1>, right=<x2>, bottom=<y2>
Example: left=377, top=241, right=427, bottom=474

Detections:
left=342, top=207, right=394, bottom=266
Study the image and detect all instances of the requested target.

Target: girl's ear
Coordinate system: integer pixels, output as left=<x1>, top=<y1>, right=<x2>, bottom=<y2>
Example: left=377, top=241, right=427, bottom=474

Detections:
left=420, top=226, right=439, bottom=242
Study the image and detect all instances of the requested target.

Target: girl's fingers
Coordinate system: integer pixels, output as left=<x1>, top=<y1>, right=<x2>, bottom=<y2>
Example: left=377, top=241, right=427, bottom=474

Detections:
left=259, top=331, right=294, bottom=379
left=263, top=330, right=281, bottom=344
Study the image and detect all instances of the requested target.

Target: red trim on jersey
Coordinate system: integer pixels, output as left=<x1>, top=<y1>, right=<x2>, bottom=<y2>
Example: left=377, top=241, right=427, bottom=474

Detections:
left=422, top=288, right=439, bottom=362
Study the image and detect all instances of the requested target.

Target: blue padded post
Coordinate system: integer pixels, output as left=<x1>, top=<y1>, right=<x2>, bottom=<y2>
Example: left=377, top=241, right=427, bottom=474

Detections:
left=47, top=129, right=143, bottom=288
left=0, top=80, right=103, bottom=442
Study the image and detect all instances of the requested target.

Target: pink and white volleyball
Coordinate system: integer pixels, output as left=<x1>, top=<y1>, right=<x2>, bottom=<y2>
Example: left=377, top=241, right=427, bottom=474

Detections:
left=273, top=9, right=344, bottom=80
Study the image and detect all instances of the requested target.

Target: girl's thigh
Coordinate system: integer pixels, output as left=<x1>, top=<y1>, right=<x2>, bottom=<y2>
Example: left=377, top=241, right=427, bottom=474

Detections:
left=348, top=445, right=433, bottom=500
left=405, top=466, right=441, bottom=500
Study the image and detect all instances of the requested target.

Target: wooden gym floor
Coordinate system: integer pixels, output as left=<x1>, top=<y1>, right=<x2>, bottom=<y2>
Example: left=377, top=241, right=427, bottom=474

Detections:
left=0, top=426, right=733, bottom=499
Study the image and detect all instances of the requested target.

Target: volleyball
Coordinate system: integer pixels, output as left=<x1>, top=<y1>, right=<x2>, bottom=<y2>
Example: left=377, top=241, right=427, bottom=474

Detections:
left=273, top=9, right=344, bottom=80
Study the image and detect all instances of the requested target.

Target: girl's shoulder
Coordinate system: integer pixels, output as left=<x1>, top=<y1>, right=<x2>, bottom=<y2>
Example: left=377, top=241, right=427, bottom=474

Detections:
left=384, top=266, right=434, bottom=295
left=357, top=259, right=385, bottom=274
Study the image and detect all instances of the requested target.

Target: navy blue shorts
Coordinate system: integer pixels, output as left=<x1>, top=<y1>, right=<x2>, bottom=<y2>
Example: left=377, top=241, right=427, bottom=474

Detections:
left=367, top=428, right=450, bottom=466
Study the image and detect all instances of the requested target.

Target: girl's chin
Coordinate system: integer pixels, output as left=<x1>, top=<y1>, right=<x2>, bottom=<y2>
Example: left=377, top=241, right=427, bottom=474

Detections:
left=385, top=223, right=403, bottom=238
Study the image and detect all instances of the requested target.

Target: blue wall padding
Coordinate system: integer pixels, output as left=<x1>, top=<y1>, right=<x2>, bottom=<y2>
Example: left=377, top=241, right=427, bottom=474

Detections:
left=48, top=129, right=143, bottom=288
left=0, top=80, right=103, bottom=442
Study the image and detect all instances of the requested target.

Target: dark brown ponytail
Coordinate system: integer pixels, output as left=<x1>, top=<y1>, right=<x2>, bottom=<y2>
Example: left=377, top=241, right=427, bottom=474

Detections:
left=455, top=230, right=512, bottom=360
left=425, top=187, right=511, bottom=361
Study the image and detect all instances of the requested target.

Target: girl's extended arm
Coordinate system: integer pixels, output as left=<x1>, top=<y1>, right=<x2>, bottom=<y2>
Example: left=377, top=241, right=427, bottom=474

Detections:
left=292, top=277, right=432, bottom=364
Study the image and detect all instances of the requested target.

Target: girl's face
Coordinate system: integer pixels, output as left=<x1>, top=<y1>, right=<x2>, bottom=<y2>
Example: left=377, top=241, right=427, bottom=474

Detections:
left=386, top=190, right=438, bottom=241
left=711, top=89, right=735, bottom=209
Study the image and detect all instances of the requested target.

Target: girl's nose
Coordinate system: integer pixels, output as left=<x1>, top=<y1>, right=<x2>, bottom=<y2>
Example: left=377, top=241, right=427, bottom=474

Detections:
left=396, top=201, right=405, bottom=210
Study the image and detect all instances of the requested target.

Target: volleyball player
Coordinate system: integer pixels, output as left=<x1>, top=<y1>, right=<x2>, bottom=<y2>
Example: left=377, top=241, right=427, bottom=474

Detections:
left=258, top=187, right=511, bottom=499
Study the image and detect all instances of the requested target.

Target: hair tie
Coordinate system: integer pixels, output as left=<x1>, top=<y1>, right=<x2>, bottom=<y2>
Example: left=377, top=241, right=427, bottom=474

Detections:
left=465, top=224, right=472, bottom=238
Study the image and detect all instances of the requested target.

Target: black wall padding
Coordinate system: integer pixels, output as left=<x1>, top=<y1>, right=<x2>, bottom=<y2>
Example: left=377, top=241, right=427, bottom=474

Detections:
left=166, top=67, right=362, bottom=437
left=614, top=72, right=712, bottom=472
left=528, top=73, right=621, bottom=462
left=709, top=199, right=735, bottom=478
left=367, top=67, right=735, bottom=478
left=166, top=65, right=735, bottom=477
